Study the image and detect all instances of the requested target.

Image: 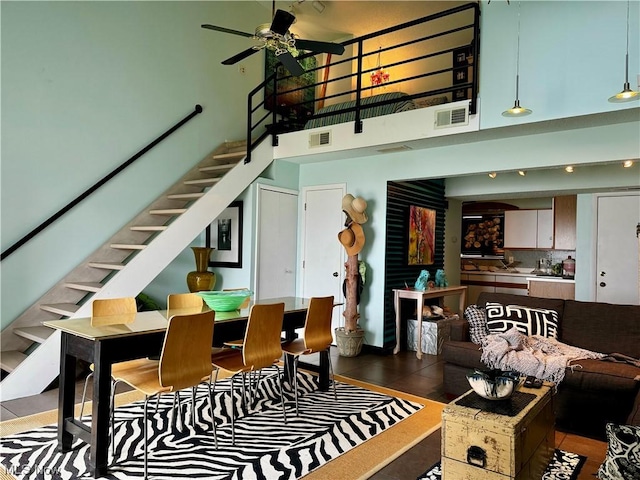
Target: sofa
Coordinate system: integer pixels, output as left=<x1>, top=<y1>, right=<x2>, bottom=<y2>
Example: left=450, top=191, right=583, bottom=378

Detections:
left=442, top=292, right=640, bottom=440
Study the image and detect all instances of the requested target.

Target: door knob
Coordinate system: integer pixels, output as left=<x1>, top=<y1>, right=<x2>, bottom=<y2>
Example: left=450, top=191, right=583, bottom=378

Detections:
left=599, top=282, right=606, bottom=287
left=332, top=272, right=339, bottom=277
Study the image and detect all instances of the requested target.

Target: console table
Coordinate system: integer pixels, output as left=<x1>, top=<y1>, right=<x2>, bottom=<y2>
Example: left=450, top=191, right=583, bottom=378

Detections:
left=393, top=286, right=467, bottom=359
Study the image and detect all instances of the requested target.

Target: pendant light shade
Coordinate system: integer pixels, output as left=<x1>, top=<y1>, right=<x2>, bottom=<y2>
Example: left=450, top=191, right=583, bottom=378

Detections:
left=609, top=0, right=639, bottom=103
left=503, top=2, right=532, bottom=117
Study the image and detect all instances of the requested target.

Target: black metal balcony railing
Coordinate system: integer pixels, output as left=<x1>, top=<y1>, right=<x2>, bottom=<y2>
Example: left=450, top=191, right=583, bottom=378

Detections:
left=245, top=2, right=480, bottom=163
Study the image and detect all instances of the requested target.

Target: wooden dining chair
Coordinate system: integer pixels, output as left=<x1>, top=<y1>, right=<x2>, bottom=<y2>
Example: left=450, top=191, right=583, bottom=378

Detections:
left=211, top=302, right=286, bottom=445
left=281, top=296, right=337, bottom=414
left=110, top=310, right=217, bottom=479
left=167, top=292, right=204, bottom=311
left=79, top=297, right=137, bottom=419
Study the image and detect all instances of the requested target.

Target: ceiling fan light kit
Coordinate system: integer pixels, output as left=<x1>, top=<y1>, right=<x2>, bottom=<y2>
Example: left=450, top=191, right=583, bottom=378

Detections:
left=201, top=3, right=343, bottom=77
left=609, top=0, right=639, bottom=103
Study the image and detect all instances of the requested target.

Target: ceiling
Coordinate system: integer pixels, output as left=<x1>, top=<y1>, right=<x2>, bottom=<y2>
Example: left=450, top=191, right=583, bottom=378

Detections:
left=258, top=1, right=470, bottom=41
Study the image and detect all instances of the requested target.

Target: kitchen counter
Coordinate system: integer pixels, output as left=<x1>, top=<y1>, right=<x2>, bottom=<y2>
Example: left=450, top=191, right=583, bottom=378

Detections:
left=527, top=276, right=575, bottom=283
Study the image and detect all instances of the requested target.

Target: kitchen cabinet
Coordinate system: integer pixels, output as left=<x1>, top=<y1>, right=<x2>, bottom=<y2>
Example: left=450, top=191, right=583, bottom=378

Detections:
left=553, top=195, right=577, bottom=250
left=528, top=278, right=575, bottom=300
left=461, top=273, right=529, bottom=305
left=504, top=210, right=553, bottom=249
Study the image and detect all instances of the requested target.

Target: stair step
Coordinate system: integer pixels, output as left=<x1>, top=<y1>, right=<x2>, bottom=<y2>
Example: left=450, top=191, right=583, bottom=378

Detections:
left=0, top=351, right=28, bottom=373
left=14, top=326, right=54, bottom=344
left=88, top=262, right=126, bottom=271
left=40, top=303, right=80, bottom=316
left=212, top=151, right=246, bottom=161
left=64, top=281, right=103, bottom=293
left=110, top=244, right=147, bottom=250
left=130, top=225, right=168, bottom=232
left=199, top=164, right=236, bottom=174
left=149, top=208, right=187, bottom=215
left=167, top=192, right=204, bottom=200
left=183, top=178, right=221, bottom=186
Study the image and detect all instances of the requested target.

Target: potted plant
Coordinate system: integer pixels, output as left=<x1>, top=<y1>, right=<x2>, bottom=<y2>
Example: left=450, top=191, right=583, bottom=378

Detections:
left=335, top=194, right=368, bottom=357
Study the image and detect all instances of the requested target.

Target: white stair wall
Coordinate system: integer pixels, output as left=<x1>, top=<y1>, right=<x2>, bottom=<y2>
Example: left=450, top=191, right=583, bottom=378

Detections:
left=0, top=138, right=274, bottom=401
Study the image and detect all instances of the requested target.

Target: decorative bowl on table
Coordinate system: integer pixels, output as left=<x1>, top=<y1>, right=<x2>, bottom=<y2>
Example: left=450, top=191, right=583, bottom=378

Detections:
left=466, top=369, right=523, bottom=400
left=196, top=290, right=253, bottom=312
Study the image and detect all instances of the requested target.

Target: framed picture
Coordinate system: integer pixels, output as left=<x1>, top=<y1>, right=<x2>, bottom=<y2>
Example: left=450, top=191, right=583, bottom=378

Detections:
left=206, top=201, right=243, bottom=268
left=453, top=46, right=472, bottom=67
left=264, top=49, right=317, bottom=121
left=407, top=205, right=436, bottom=265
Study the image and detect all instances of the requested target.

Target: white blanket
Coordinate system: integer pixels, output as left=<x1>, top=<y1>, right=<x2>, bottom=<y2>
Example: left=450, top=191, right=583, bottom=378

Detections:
left=480, top=327, right=606, bottom=384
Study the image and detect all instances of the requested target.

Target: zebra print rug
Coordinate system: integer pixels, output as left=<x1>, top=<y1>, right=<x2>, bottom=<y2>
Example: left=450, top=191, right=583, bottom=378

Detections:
left=1, top=368, right=423, bottom=479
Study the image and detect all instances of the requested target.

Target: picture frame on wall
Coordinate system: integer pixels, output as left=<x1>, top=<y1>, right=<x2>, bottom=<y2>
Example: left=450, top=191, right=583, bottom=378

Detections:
left=207, top=201, right=243, bottom=268
left=407, top=205, right=436, bottom=266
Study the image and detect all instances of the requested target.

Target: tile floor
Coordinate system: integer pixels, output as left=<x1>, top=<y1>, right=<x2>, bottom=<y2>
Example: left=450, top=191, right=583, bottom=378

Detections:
left=1, top=348, right=607, bottom=479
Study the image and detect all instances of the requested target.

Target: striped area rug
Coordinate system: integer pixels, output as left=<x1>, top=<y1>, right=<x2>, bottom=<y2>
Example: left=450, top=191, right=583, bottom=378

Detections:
left=1, top=369, right=425, bottom=480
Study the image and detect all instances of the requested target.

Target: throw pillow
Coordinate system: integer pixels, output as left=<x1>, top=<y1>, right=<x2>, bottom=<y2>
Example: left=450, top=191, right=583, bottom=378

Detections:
left=485, top=302, right=559, bottom=338
left=597, top=423, right=640, bottom=480
left=464, top=304, right=488, bottom=344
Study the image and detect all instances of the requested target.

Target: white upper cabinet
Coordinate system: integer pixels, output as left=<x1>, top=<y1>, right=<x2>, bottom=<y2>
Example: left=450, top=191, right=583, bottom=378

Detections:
left=504, top=210, right=553, bottom=248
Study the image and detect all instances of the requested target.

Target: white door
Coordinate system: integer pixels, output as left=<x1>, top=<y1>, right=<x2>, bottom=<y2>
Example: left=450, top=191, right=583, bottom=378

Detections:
left=596, top=193, right=640, bottom=305
left=255, top=185, right=298, bottom=300
left=300, top=184, right=346, bottom=338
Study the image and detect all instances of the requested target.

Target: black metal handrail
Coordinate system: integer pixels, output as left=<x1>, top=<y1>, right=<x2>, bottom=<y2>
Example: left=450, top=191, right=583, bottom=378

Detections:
left=245, top=2, right=479, bottom=163
left=1, top=104, right=204, bottom=261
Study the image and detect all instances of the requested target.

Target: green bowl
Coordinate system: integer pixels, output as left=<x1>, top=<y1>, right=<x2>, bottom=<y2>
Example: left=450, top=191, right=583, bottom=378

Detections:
left=196, top=290, right=253, bottom=312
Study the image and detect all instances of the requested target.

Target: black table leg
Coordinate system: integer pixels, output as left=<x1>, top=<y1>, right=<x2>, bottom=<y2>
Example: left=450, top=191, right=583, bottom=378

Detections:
left=318, top=350, right=329, bottom=391
left=57, top=334, right=76, bottom=452
left=90, top=342, right=111, bottom=478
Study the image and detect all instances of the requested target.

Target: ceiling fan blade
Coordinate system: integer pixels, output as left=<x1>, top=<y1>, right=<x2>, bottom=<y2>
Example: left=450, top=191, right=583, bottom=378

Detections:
left=277, top=51, right=305, bottom=77
left=222, top=47, right=259, bottom=65
left=270, top=9, right=295, bottom=36
left=201, top=24, right=254, bottom=38
left=295, top=39, right=345, bottom=55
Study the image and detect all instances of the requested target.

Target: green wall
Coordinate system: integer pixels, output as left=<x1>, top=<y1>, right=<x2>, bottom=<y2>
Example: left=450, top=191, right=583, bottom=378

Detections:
left=1, top=1, right=267, bottom=326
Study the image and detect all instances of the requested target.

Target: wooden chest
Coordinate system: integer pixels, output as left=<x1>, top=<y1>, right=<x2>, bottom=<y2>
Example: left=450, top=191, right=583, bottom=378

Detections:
left=441, top=384, right=555, bottom=480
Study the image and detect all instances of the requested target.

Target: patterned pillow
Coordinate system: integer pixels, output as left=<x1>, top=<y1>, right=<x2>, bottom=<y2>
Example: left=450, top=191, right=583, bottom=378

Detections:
left=464, top=304, right=488, bottom=344
left=485, top=302, right=559, bottom=338
left=597, top=423, right=640, bottom=480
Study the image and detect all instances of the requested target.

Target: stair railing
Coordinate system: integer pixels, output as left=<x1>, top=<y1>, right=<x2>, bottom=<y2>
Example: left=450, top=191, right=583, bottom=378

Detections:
left=1, top=104, right=204, bottom=261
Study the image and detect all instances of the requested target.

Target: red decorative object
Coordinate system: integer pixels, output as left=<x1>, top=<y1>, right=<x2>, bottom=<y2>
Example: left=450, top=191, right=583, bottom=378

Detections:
left=370, top=47, right=390, bottom=87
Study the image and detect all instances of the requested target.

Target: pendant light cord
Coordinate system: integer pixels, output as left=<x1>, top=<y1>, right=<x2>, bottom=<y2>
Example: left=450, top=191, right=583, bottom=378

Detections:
left=515, top=1, right=522, bottom=100
left=625, top=0, right=630, bottom=83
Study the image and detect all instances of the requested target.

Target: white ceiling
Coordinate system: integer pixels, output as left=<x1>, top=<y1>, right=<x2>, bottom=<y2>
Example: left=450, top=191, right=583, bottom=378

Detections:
left=259, top=1, right=470, bottom=41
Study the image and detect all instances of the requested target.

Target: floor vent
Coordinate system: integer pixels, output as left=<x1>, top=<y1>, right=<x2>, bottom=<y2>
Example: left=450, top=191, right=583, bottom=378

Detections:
left=434, top=105, right=469, bottom=129
left=309, top=131, right=331, bottom=148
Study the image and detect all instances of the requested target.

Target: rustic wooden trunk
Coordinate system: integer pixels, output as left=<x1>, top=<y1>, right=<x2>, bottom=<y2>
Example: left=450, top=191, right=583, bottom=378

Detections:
left=442, top=384, right=555, bottom=480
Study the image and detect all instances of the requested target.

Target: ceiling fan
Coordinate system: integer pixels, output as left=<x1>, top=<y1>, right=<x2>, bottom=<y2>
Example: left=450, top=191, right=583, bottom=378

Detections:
left=201, top=3, right=345, bottom=76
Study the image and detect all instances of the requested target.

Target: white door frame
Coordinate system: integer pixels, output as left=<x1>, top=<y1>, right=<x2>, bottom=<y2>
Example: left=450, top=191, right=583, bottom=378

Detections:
left=253, top=183, right=299, bottom=299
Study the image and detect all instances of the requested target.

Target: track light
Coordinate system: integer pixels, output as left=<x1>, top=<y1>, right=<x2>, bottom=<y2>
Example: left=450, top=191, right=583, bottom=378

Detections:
left=503, top=2, right=532, bottom=117
left=518, top=170, right=526, bottom=176
left=609, top=0, right=639, bottom=103
left=565, top=166, right=574, bottom=173
left=488, top=172, right=497, bottom=179
left=623, top=160, right=634, bottom=168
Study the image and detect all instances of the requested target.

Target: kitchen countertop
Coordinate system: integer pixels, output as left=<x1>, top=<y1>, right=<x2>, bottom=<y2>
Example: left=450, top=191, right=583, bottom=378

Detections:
left=527, top=276, right=575, bottom=283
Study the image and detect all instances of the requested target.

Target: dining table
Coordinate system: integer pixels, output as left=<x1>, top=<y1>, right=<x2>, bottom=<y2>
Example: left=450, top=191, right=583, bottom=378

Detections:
left=43, top=296, right=327, bottom=478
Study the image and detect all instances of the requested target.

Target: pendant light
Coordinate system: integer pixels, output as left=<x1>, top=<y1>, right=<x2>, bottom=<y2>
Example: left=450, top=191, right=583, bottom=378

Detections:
left=502, top=1, right=532, bottom=117
left=609, top=0, right=639, bottom=102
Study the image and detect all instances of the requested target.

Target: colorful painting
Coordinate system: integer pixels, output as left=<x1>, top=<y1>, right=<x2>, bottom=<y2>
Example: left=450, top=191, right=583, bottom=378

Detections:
left=408, top=205, right=436, bottom=265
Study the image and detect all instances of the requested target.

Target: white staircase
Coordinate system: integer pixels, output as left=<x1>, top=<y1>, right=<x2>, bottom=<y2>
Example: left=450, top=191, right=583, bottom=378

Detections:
left=0, top=138, right=274, bottom=401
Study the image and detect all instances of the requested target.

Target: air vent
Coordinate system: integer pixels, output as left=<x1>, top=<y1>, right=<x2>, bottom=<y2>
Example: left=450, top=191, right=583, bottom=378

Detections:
left=377, top=145, right=413, bottom=154
left=434, top=105, right=469, bottom=129
left=309, top=131, right=331, bottom=148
